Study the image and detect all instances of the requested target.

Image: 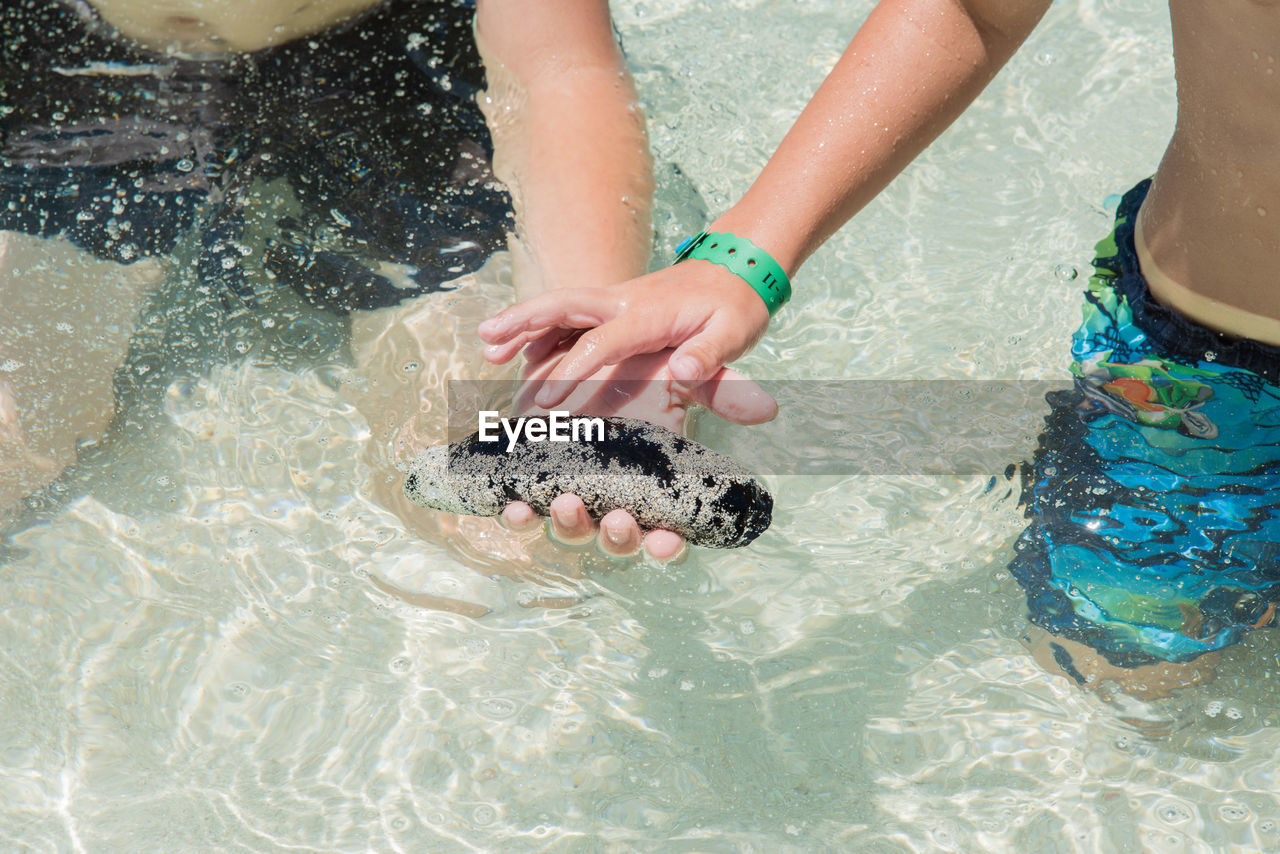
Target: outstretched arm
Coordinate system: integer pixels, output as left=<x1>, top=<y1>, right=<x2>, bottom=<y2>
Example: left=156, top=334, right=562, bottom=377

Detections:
left=475, top=1, right=781, bottom=557
left=478, top=0, right=1054, bottom=405
left=474, top=0, right=660, bottom=556
left=474, top=0, right=653, bottom=296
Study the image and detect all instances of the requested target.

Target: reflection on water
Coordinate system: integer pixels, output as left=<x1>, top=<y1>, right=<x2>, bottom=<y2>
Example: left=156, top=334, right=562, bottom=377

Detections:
left=4, top=0, right=1280, bottom=852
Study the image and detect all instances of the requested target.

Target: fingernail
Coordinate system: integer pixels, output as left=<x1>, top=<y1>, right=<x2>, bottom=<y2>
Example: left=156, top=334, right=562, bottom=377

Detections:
left=604, top=526, right=627, bottom=545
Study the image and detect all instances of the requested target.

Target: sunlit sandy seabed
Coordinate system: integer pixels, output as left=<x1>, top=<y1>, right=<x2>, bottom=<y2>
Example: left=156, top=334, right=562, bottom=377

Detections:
left=6, top=0, right=1280, bottom=852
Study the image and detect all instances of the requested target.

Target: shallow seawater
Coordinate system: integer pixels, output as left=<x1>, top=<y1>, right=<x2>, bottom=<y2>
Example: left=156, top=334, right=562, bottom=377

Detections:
left=5, top=1, right=1280, bottom=852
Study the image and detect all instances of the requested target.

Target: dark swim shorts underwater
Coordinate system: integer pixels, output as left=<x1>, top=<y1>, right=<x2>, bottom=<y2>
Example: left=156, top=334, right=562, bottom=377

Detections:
left=0, top=0, right=511, bottom=314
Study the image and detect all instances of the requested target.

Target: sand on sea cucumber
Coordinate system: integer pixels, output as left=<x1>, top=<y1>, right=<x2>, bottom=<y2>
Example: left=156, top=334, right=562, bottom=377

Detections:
left=404, top=415, right=772, bottom=548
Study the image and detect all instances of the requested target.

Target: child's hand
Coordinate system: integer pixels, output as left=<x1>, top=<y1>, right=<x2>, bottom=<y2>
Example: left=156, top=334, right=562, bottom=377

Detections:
left=477, top=259, right=773, bottom=410
left=496, top=331, right=777, bottom=560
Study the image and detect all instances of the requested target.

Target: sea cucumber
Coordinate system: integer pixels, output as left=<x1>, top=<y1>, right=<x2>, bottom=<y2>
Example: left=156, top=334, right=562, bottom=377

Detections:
left=404, top=416, right=772, bottom=548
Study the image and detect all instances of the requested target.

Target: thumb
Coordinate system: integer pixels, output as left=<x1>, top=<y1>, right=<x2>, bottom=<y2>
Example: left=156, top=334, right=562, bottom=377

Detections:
left=689, top=367, right=778, bottom=425
left=668, top=332, right=734, bottom=384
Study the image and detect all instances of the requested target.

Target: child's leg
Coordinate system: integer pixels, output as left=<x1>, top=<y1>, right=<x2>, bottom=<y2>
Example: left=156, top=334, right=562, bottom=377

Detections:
left=0, top=232, right=162, bottom=514
left=1023, top=626, right=1218, bottom=701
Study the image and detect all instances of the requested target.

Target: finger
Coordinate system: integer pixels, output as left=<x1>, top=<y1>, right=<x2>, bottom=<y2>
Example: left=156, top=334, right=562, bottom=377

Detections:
left=500, top=501, right=540, bottom=532
left=643, top=529, right=686, bottom=561
left=490, top=327, right=580, bottom=369
left=514, top=334, right=581, bottom=413
left=597, top=508, right=643, bottom=556
left=477, top=288, right=623, bottom=344
left=533, top=319, right=667, bottom=408
left=482, top=328, right=546, bottom=365
left=548, top=493, right=596, bottom=544
left=667, top=324, right=741, bottom=385
left=522, top=328, right=580, bottom=366
left=688, top=367, right=779, bottom=425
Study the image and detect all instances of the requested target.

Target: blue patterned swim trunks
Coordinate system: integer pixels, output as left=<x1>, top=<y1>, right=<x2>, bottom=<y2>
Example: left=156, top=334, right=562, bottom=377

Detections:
left=1011, top=179, right=1280, bottom=667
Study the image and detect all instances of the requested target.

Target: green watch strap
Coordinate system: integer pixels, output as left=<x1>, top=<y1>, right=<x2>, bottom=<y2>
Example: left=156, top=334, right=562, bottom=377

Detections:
left=674, top=231, right=791, bottom=316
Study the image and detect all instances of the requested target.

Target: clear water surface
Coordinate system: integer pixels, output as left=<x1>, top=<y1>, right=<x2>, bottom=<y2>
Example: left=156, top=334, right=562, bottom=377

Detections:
left=7, top=1, right=1280, bottom=852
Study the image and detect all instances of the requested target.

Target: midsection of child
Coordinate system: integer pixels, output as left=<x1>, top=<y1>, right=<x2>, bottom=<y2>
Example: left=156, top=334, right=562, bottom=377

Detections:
left=83, top=0, right=382, bottom=54
left=1136, top=0, right=1280, bottom=339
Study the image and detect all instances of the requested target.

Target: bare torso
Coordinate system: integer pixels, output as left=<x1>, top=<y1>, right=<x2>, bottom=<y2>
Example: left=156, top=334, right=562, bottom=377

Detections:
left=84, top=0, right=380, bottom=53
left=1138, top=0, right=1280, bottom=343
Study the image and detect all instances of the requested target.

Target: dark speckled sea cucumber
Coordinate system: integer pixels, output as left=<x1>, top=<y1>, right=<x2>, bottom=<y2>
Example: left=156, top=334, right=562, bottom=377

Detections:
left=404, top=416, right=772, bottom=548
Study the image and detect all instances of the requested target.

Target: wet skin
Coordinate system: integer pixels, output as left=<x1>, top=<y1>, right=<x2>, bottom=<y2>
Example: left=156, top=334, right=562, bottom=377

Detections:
left=80, top=0, right=382, bottom=53
left=1136, top=0, right=1280, bottom=341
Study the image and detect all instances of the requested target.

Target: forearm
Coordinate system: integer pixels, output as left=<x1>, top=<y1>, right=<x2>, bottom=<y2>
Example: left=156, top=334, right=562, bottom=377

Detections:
left=504, top=71, right=653, bottom=293
left=715, top=0, right=1052, bottom=274
left=476, top=3, right=653, bottom=296
left=475, top=0, right=1056, bottom=404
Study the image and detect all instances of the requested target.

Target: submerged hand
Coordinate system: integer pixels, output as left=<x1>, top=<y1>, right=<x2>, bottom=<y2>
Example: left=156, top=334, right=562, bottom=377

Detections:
left=477, top=260, right=774, bottom=410
left=497, top=340, right=777, bottom=559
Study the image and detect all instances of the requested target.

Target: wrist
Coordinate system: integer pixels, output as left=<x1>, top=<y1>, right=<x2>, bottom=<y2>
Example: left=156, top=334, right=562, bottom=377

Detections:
left=511, top=234, right=648, bottom=300
left=674, top=230, right=791, bottom=316
left=681, top=256, right=774, bottom=320
left=706, top=205, right=810, bottom=278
